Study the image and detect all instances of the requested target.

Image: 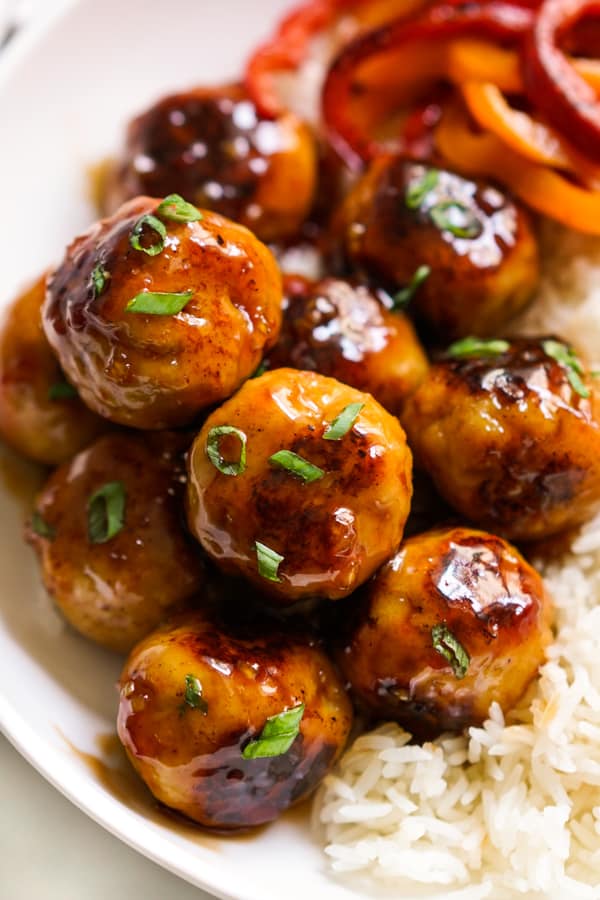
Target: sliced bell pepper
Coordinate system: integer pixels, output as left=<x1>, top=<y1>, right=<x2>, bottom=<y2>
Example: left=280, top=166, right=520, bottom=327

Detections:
left=322, top=2, right=535, bottom=169
left=245, top=0, right=425, bottom=119
left=462, top=80, right=600, bottom=188
left=523, top=0, right=600, bottom=162
left=435, top=100, right=600, bottom=234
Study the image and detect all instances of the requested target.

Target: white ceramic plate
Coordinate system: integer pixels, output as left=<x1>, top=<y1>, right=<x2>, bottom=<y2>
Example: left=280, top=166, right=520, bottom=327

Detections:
left=0, top=3, right=363, bottom=897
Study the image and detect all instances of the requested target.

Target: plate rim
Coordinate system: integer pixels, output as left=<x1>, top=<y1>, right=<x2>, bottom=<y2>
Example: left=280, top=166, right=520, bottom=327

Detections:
left=0, top=4, right=322, bottom=899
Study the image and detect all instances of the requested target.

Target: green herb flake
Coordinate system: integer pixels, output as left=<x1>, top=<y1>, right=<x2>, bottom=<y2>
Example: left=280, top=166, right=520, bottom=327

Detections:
left=31, top=511, right=55, bottom=541
left=91, top=264, right=110, bottom=297
left=206, top=425, right=247, bottom=476
left=87, top=481, right=126, bottom=544
left=157, top=194, right=203, bottom=223
left=255, top=540, right=284, bottom=583
left=447, top=337, right=510, bottom=359
left=242, top=703, right=305, bottom=759
left=125, top=290, right=194, bottom=316
left=431, top=624, right=470, bottom=679
left=406, top=168, right=439, bottom=210
left=179, top=674, right=208, bottom=716
left=129, top=213, right=167, bottom=256
left=251, top=360, right=268, bottom=379
left=430, top=201, right=483, bottom=239
left=48, top=380, right=78, bottom=401
left=392, top=264, right=431, bottom=311
left=542, top=339, right=590, bottom=399
left=269, top=450, right=324, bottom=483
left=323, top=402, right=364, bottom=441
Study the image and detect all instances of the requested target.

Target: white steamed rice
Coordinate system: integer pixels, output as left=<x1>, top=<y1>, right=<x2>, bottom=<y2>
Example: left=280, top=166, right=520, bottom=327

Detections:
left=313, top=226, right=600, bottom=898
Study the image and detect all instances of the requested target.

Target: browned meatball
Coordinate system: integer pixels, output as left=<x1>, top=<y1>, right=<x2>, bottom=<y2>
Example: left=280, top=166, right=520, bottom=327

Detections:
left=26, top=432, right=205, bottom=653
left=337, top=527, right=553, bottom=739
left=404, top=337, right=600, bottom=541
left=43, top=197, right=282, bottom=429
left=117, top=607, right=353, bottom=829
left=0, top=274, right=106, bottom=465
left=186, top=368, right=413, bottom=605
left=266, top=275, right=428, bottom=417
left=105, top=84, right=316, bottom=243
left=337, top=158, right=539, bottom=341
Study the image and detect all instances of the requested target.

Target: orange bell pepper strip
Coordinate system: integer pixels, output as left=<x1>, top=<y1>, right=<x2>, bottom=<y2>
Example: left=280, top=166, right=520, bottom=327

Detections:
left=435, top=101, right=600, bottom=234
left=447, top=38, right=600, bottom=93
left=461, top=81, right=600, bottom=188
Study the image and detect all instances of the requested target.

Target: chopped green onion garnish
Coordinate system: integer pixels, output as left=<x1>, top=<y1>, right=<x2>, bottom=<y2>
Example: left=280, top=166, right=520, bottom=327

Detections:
left=157, top=194, right=203, bottom=223
left=48, top=380, right=77, bottom=401
left=392, top=265, right=431, bottom=311
left=542, top=339, right=590, bottom=399
left=129, top=214, right=166, bottom=256
left=91, top=264, right=110, bottom=297
left=87, top=481, right=126, bottom=544
left=430, top=201, right=482, bottom=239
left=447, top=337, right=510, bottom=359
left=255, top=540, right=284, bottom=582
left=31, top=511, right=55, bottom=541
left=269, top=450, right=324, bottom=483
left=431, top=624, right=470, bottom=679
left=179, top=674, right=208, bottom=716
left=125, top=290, right=194, bottom=315
left=406, top=168, right=439, bottom=209
left=242, top=703, right=305, bottom=759
left=206, top=426, right=247, bottom=476
left=323, top=402, right=364, bottom=441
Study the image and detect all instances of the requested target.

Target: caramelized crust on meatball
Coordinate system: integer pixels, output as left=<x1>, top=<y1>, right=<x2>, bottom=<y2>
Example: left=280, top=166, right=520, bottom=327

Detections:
left=43, top=198, right=283, bottom=429
left=186, top=368, right=413, bottom=604
left=26, top=432, right=205, bottom=653
left=337, top=526, right=553, bottom=739
left=117, top=608, right=353, bottom=829
left=0, top=274, right=106, bottom=464
left=404, top=338, right=600, bottom=541
left=105, top=84, right=316, bottom=243
left=337, top=158, right=539, bottom=341
left=266, top=275, right=428, bottom=417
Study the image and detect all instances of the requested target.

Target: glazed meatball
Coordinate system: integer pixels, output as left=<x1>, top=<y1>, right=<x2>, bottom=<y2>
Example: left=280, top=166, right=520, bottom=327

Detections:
left=43, top=197, right=282, bottom=429
left=337, top=527, right=553, bottom=739
left=337, top=158, right=539, bottom=341
left=266, top=275, right=428, bottom=417
left=404, top=337, right=600, bottom=541
left=26, top=432, right=205, bottom=653
left=0, top=274, right=105, bottom=465
left=187, top=368, right=413, bottom=604
left=117, top=607, right=353, bottom=829
left=105, top=84, right=316, bottom=243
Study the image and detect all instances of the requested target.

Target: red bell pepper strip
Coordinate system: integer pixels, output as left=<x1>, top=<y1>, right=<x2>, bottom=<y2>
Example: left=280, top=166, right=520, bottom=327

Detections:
left=322, top=2, right=535, bottom=170
left=245, top=0, right=365, bottom=118
left=523, top=0, right=600, bottom=163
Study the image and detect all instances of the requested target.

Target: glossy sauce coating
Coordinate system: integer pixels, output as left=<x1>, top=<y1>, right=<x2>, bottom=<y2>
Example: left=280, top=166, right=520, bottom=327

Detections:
left=0, top=274, right=106, bottom=465
left=117, top=608, right=353, bottom=829
left=337, top=526, right=553, bottom=739
left=105, top=84, right=316, bottom=243
left=43, top=198, right=283, bottom=429
left=266, top=275, right=429, bottom=417
left=187, top=368, right=413, bottom=604
left=404, top=338, right=600, bottom=541
left=26, top=432, right=205, bottom=653
left=337, top=158, right=540, bottom=341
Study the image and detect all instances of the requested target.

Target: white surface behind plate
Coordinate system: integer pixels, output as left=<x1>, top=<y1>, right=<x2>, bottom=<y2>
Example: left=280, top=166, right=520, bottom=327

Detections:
left=0, top=1, right=365, bottom=898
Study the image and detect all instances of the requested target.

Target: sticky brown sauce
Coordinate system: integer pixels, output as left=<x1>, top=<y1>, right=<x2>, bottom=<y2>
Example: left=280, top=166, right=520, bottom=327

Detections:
left=57, top=728, right=311, bottom=849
